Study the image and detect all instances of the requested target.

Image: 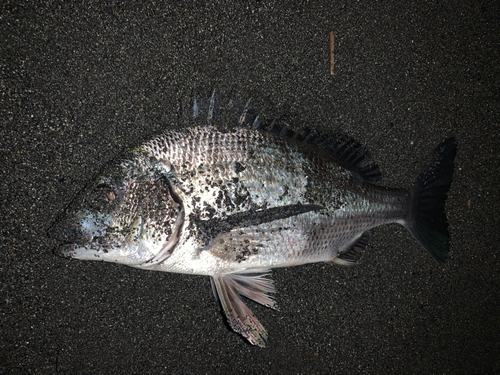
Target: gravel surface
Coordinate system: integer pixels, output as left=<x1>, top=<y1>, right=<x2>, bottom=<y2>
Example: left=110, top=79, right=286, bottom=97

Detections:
left=1, top=1, right=499, bottom=373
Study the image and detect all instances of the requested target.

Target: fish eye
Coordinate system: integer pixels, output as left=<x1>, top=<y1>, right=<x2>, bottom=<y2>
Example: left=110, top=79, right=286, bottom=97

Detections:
left=95, top=184, right=118, bottom=205
left=96, top=182, right=113, bottom=189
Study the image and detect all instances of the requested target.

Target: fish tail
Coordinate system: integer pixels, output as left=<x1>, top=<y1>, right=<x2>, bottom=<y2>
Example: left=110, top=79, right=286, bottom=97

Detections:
left=405, top=138, right=457, bottom=262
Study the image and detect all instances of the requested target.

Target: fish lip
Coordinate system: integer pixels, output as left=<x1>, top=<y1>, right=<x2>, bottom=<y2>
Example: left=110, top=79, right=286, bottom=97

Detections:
left=50, top=224, right=96, bottom=259
left=63, top=227, right=94, bottom=242
left=50, top=222, right=92, bottom=243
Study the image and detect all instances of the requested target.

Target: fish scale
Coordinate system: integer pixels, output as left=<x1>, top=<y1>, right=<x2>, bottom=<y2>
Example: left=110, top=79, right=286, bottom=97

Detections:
left=51, top=93, right=456, bottom=347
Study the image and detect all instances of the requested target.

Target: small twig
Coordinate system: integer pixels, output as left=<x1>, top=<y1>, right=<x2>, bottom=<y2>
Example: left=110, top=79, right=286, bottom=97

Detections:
left=329, top=31, right=335, bottom=76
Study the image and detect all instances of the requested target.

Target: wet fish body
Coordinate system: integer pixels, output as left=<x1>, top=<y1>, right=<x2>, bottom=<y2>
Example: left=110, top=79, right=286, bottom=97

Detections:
left=52, top=94, right=456, bottom=347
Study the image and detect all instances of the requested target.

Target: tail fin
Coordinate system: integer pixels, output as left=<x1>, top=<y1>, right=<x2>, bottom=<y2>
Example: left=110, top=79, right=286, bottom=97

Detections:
left=406, top=138, right=457, bottom=262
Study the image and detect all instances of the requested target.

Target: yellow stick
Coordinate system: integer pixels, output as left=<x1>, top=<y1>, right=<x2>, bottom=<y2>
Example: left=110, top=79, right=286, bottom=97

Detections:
left=329, top=31, right=335, bottom=76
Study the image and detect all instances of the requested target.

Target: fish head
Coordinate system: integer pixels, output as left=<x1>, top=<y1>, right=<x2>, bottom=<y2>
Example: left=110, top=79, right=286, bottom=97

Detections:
left=51, top=153, right=182, bottom=266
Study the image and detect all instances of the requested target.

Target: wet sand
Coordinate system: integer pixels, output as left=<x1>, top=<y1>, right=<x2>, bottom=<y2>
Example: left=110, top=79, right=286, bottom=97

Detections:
left=1, top=1, right=499, bottom=373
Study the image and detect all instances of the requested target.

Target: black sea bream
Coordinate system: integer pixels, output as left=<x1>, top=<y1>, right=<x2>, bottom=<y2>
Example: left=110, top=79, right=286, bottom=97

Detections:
left=51, top=92, right=456, bottom=347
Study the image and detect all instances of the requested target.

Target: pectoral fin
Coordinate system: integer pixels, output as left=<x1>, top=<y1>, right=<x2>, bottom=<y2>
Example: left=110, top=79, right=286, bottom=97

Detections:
left=211, top=269, right=277, bottom=347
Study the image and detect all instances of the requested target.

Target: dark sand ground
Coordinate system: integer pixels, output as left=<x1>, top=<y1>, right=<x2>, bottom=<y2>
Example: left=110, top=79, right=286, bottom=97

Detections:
left=1, top=1, right=499, bottom=373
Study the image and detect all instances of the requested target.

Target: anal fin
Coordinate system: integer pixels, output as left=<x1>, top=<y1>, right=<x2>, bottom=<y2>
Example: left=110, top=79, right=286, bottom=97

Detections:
left=211, top=269, right=277, bottom=347
left=328, top=231, right=370, bottom=266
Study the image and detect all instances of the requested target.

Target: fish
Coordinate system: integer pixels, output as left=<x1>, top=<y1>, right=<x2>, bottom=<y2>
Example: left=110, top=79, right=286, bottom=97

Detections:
left=50, top=91, right=457, bottom=347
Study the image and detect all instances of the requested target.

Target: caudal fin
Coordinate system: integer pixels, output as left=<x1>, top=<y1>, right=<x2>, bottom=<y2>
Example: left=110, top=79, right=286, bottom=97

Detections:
left=406, top=138, right=457, bottom=262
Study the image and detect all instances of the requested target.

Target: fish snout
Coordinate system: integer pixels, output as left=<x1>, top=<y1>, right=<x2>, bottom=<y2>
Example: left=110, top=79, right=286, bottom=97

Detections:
left=49, top=219, right=94, bottom=259
left=53, top=243, right=76, bottom=258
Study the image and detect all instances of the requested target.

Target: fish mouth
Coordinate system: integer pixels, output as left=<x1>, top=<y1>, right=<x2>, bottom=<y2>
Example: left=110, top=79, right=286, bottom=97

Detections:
left=54, top=243, right=78, bottom=258
left=50, top=222, right=90, bottom=243
left=51, top=227, right=94, bottom=259
left=56, top=243, right=108, bottom=260
left=49, top=205, right=115, bottom=257
left=51, top=226, right=116, bottom=261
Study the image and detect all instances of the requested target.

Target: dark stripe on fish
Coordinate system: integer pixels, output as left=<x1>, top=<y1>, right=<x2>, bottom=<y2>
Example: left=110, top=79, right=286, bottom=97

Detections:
left=195, top=203, right=325, bottom=245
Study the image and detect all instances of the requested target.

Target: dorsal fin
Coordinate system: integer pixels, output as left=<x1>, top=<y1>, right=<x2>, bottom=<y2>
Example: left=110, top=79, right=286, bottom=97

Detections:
left=183, top=90, right=381, bottom=182
left=259, top=125, right=381, bottom=183
left=313, top=135, right=381, bottom=182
